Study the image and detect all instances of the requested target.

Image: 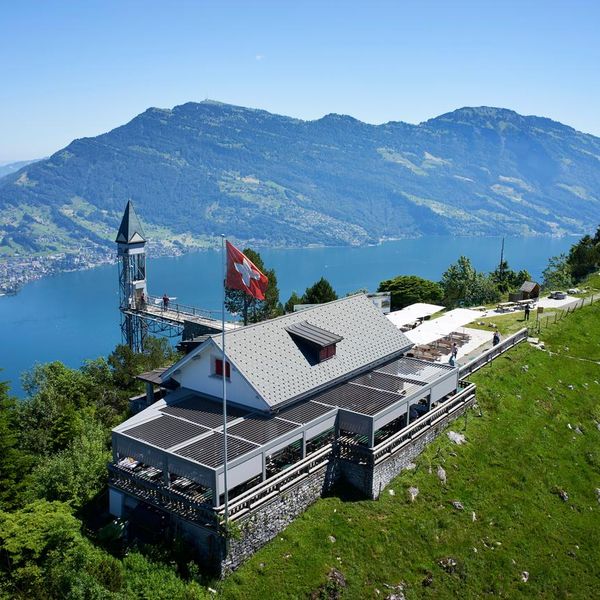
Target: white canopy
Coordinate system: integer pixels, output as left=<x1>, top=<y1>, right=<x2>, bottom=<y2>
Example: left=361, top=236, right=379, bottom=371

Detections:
left=386, top=303, right=445, bottom=329
left=404, top=308, right=481, bottom=346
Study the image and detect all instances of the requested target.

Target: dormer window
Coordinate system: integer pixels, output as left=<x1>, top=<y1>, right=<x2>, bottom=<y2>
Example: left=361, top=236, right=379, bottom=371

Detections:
left=286, top=321, right=343, bottom=365
left=214, top=358, right=231, bottom=378
left=319, top=344, right=336, bottom=361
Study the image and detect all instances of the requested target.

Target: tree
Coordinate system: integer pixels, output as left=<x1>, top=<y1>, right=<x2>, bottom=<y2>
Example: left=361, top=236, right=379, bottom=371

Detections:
left=284, top=291, right=303, bottom=313
left=108, top=336, right=177, bottom=392
left=25, top=420, right=110, bottom=508
left=377, top=275, right=443, bottom=311
left=0, top=500, right=83, bottom=595
left=225, top=248, right=281, bottom=325
left=0, top=379, right=31, bottom=509
left=542, top=254, right=573, bottom=290
left=302, top=277, right=338, bottom=304
left=567, top=227, right=600, bottom=282
left=490, top=260, right=532, bottom=293
left=441, top=256, right=501, bottom=307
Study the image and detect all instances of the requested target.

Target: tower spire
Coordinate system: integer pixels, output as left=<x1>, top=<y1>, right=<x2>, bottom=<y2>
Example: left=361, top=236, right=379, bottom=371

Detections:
left=116, top=199, right=146, bottom=244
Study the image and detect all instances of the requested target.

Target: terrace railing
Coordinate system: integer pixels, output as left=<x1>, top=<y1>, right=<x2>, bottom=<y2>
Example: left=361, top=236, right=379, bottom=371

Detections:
left=108, top=463, right=219, bottom=529
left=459, top=328, right=528, bottom=379
left=216, top=443, right=333, bottom=521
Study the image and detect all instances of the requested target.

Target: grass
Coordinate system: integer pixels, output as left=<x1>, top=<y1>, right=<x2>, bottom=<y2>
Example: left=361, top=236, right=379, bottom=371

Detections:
left=214, top=301, right=600, bottom=599
left=467, top=310, right=538, bottom=336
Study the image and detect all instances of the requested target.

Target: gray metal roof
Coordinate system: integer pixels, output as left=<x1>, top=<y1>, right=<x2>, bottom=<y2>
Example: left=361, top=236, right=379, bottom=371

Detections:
left=175, top=432, right=259, bottom=468
left=520, top=281, right=539, bottom=292
left=376, top=357, right=454, bottom=383
left=276, top=400, right=336, bottom=424
left=137, top=367, right=168, bottom=386
left=286, top=321, right=344, bottom=348
left=311, top=382, right=411, bottom=417
left=227, top=415, right=300, bottom=445
left=122, top=415, right=208, bottom=449
left=115, top=200, right=146, bottom=244
left=161, top=394, right=250, bottom=428
left=209, top=294, right=413, bottom=409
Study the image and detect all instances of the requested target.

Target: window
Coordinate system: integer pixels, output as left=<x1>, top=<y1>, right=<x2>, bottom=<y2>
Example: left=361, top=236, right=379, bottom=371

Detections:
left=214, top=358, right=231, bottom=378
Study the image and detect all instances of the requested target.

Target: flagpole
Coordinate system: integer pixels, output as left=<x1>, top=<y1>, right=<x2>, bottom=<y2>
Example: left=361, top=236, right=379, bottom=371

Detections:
left=221, top=234, right=229, bottom=526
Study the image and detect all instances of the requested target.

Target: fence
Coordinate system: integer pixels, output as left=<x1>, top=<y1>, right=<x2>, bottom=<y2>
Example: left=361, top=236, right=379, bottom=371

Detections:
left=531, top=293, right=598, bottom=335
left=459, top=328, right=529, bottom=378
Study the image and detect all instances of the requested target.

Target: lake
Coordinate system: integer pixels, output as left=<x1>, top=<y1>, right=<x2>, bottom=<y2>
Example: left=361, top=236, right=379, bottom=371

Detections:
left=0, top=235, right=574, bottom=396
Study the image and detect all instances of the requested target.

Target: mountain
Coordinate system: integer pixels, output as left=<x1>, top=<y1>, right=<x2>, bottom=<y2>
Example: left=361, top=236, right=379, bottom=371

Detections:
left=0, top=158, right=42, bottom=179
left=1, top=101, right=599, bottom=260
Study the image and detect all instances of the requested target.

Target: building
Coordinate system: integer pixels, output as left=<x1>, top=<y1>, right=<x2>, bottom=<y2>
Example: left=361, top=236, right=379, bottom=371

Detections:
left=519, top=281, right=541, bottom=300
left=108, top=294, right=474, bottom=573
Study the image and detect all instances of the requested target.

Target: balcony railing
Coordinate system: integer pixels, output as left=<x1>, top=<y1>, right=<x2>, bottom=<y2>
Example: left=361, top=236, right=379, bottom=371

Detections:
left=108, top=463, right=219, bottom=529
left=144, top=295, right=221, bottom=321
left=216, top=444, right=334, bottom=521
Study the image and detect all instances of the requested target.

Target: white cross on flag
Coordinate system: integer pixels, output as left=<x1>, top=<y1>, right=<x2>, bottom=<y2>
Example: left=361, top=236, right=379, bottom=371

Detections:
left=225, top=241, right=269, bottom=300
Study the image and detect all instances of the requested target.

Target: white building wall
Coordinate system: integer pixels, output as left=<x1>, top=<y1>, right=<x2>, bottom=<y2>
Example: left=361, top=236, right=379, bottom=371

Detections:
left=173, top=343, right=269, bottom=412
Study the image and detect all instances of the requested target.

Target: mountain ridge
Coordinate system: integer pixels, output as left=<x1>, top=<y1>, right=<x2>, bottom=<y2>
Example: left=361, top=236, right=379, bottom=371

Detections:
left=1, top=101, right=599, bottom=267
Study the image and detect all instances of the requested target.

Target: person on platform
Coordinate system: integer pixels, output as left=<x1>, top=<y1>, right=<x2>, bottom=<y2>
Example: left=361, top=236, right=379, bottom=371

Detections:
left=493, top=329, right=500, bottom=346
left=162, top=293, right=169, bottom=310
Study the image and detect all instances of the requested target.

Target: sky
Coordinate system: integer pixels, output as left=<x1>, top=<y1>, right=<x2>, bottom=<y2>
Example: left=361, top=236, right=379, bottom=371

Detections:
left=1, top=0, right=599, bottom=162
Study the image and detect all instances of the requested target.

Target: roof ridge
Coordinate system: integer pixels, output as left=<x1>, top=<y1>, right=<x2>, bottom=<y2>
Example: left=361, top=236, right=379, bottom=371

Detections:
left=211, top=293, right=367, bottom=339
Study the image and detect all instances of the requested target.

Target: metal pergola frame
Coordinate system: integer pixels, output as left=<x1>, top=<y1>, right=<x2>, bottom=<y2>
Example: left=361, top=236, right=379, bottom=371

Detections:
left=112, top=357, right=458, bottom=505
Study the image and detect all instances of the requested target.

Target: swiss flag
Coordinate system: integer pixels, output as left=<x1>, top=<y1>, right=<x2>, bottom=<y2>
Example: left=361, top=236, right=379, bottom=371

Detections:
left=225, top=241, right=269, bottom=300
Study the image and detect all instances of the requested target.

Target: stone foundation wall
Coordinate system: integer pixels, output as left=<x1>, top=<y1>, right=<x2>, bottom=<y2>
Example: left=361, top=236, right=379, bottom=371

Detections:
left=221, top=460, right=338, bottom=573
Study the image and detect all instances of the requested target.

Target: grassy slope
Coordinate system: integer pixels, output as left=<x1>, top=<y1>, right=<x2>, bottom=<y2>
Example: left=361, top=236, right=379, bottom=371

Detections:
left=216, top=302, right=600, bottom=599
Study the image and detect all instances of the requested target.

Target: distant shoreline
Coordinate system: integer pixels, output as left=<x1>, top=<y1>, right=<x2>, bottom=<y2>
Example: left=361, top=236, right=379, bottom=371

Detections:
left=0, top=231, right=583, bottom=297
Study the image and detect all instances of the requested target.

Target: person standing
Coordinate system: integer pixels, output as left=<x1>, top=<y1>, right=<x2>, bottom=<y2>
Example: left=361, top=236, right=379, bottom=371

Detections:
left=524, top=304, right=530, bottom=321
left=163, top=293, right=169, bottom=310
left=493, top=330, right=500, bottom=346
left=451, top=342, right=458, bottom=359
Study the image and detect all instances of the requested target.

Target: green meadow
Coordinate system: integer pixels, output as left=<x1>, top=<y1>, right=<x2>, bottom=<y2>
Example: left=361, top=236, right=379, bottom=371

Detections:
left=217, top=301, right=600, bottom=599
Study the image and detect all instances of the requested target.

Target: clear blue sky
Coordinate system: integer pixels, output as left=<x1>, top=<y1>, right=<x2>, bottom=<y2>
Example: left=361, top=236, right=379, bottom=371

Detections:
left=1, top=0, right=599, bottom=162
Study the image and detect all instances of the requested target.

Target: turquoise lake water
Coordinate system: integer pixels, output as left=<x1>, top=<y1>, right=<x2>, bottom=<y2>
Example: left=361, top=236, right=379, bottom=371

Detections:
left=0, top=235, right=575, bottom=396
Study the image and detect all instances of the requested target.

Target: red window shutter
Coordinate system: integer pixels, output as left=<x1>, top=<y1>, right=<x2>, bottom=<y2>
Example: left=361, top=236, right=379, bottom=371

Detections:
left=319, top=344, right=336, bottom=362
left=215, top=359, right=231, bottom=378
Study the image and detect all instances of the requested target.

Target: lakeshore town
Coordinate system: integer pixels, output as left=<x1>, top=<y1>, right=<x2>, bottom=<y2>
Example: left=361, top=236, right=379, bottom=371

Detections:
left=0, top=249, right=113, bottom=295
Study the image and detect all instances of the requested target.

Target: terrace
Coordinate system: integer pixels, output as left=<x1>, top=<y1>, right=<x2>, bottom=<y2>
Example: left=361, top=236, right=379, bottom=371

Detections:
left=110, top=356, right=458, bottom=525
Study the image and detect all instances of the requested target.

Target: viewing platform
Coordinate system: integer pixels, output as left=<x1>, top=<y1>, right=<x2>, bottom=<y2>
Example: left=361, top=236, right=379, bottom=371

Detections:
left=124, top=294, right=240, bottom=336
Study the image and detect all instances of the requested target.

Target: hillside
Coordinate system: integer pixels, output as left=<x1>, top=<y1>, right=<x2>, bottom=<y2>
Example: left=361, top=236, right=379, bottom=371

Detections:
left=1, top=101, right=600, bottom=260
left=0, top=159, right=42, bottom=180
left=217, top=301, right=600, bottom=598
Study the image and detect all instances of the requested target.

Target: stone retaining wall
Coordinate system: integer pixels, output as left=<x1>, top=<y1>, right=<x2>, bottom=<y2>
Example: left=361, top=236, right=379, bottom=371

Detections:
left=221, top=461, right=338, bottom=573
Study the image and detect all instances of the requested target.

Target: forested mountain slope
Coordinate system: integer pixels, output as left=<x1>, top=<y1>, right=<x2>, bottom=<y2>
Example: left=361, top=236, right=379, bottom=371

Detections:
left=1, top=101, right=599, bottom=257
